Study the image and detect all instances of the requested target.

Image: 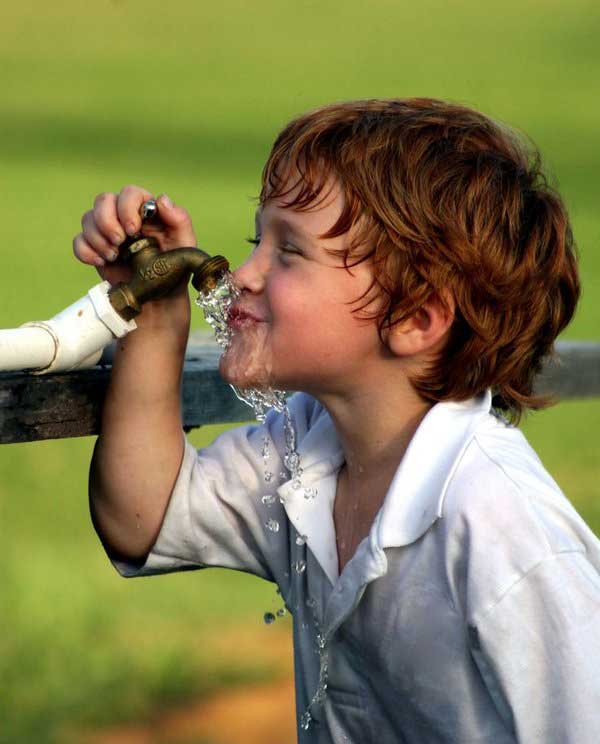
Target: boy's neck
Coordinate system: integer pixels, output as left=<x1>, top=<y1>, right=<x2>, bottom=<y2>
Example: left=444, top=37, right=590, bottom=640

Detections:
left=317, top=378, right=432, bottom=488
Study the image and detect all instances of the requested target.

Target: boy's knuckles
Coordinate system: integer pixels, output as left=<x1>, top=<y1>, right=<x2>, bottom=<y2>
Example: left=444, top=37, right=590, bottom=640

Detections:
left=72, top=234, right=83, bottom=258
left=177, top=209, right=193, bottom=227
left=80, top=210, right=94, bottom=230
left=93, top=192, right=115, bottom=208
left=94, top=212, right=120, bottom=238
left=73, top=235, right=95, bottom=263
left=83, top=233, right=113, bottom=256
left=120, top=184, right=151, bottom=200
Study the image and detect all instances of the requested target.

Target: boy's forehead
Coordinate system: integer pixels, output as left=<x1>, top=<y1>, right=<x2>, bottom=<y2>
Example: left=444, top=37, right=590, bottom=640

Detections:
left=255, top=180, right=346, bottom=240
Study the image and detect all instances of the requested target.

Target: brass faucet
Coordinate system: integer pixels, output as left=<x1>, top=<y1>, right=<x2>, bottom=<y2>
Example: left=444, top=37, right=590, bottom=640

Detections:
left=108, top=201, right=229, bottom=321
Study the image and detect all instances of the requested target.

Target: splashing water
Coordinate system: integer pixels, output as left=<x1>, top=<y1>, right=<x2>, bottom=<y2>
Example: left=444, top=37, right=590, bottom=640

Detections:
left=261, top=436, right=270, bottom=461
left=293, top=560, right=306, bottom=574
left=196, top=271, right=307, bottom=501
left=300, top=629, right=330, bottom=731
left=195, top=272, right=287, bottom=422
left=196, top=270, right=327, bottom=731
left=194, top=273, right=235, bottom=348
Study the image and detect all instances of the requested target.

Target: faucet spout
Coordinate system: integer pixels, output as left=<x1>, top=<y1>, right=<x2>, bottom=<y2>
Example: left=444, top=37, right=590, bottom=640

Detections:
left=108, top=237, right=230, bottom=321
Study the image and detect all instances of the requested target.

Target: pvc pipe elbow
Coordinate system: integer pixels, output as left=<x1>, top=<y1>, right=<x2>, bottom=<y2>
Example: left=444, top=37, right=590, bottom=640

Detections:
left=20, top=281, right=137, bottom=374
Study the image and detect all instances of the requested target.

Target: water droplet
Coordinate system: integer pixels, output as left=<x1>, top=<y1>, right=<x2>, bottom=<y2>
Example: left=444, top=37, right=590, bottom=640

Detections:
left=230, top=384, right=287, bottom=423
left=300, top=711, right=312, bottom=730
left=295, top=534, right=307, bottom=546
left=285, top=452, right=301, bottom=471
left=263, top=612, right=276, bottom=625
left=292, top=478, right=302, bottom=490
left=261, top=493, right=276, bottom=506
left=306, top=597, right=317, bottom=609
left=293, top=560, right=306, bottom=574
left=276, top=608, right=286, bottom=617
left=279, top=471, right=288, bottom=480
left=264, top=471, right=273, bottom=482
left=303, top=487, right=317, bottom=499
left=265, top=518, right=279, bottom=533
left=261, top=436, right=270, bottom=460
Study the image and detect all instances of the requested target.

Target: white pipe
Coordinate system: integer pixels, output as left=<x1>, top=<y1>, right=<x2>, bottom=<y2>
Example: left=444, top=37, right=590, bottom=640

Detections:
left=0, top=327, right=57, bottom=371
left=0, top=281, right=137, bottom=374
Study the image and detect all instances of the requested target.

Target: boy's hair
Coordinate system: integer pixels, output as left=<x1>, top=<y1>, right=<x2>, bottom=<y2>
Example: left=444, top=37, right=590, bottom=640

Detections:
left=259, top=98, right=580, bottom=424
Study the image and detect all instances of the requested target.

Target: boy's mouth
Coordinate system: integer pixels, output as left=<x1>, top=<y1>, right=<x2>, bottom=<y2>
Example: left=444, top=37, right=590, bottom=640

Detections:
left=227, top=305, right=266, bottom=328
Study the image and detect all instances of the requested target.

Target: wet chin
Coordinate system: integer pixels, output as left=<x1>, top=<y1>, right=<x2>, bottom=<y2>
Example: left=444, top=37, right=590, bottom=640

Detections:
left=219, top=326, right=274, bottom=389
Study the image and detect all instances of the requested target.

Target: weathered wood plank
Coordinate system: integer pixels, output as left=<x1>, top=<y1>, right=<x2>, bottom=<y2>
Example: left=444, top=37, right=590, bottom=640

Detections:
left=0, top=336, right=598, bottom=444
left=532, top=342, right=600, bottom=399
left=0, top=335, right=253, bottom=444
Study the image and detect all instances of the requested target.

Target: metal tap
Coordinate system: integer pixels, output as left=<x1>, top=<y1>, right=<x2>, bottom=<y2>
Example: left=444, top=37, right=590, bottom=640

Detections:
left=108, top=200, right=229, bottom=321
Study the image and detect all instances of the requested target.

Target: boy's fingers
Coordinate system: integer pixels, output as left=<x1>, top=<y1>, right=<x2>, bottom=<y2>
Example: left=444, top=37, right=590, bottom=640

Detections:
left=81, top=212, right=120, bottom=261
left=92, top=193, right=126, bottom=246
left=73, top=233, right=106, bottom=268
left=155, top=194, right=197, bottom=247
left=117, top=184, right=153, bottom=236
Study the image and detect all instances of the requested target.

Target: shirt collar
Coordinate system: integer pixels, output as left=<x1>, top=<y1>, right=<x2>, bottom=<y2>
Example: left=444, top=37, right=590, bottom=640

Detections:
left=277, top=407, right=344, bottom=585
left=375, top=388, right=493, bottom=548
left=277, top=389, right=493, bottom=583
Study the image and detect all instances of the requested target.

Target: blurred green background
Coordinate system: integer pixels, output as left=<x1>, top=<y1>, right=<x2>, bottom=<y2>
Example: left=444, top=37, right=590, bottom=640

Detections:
left=2, top=1, right=599, bottom=742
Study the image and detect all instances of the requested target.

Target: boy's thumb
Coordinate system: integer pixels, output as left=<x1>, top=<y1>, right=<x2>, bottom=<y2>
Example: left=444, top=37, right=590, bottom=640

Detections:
left=156, top=193, right=196, bottom=244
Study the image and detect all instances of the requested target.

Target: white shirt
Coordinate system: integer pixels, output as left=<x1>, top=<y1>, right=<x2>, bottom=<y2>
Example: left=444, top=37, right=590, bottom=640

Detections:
left=112, top=389, right=600, bottom=743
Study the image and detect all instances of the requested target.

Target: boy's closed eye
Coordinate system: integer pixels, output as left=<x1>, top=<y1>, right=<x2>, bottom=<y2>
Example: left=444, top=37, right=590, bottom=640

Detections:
left=245, top=236, right=302, bottom=259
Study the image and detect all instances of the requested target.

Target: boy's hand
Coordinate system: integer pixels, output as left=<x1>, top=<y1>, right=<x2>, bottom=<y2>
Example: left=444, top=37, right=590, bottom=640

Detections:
left=73, top=185, right=197, bottom=288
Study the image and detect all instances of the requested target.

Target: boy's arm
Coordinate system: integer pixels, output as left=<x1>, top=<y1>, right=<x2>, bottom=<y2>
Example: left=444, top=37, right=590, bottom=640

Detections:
left=471, top=550, right=600, bottom=742
left=89, top=295, right=190, bottom=562
left=73, top=186, right=196, bottom=562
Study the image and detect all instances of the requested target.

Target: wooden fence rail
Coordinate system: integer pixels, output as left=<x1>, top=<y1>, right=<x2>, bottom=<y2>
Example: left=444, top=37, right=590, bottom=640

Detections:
left=1, top=334, right=599, bottom=445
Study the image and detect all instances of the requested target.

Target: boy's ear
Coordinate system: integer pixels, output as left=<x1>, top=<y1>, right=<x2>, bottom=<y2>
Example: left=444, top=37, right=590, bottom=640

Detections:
left=385, top=290, right=455, bottom=358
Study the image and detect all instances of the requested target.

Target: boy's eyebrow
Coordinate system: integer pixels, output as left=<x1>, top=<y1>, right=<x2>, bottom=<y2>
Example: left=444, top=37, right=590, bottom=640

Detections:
left=254, top=210, right=311, bottom=241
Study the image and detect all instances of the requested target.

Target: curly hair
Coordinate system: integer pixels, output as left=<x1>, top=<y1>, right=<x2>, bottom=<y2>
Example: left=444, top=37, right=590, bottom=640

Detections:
left=258, top=98, right=581, bottom=424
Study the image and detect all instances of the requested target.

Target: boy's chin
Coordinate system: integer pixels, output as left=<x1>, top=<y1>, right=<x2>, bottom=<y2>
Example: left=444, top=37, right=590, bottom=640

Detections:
left=218, top=351, right=274, bottom=390
left=219, top=325, right=277, bottom=390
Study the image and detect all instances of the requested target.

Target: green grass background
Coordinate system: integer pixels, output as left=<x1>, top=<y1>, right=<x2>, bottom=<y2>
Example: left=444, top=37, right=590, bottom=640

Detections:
left=1, top=1, right=599, bottom=742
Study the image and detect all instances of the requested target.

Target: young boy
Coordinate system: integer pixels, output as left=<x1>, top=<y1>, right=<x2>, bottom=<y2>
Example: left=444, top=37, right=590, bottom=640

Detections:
left=74, top=98, right=600, bottom=743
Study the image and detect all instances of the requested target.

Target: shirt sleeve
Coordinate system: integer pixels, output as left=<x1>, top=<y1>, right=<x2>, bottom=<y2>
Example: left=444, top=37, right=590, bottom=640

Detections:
left=109, top=392, right=320, bottom=587
left=469, top=550, right=600, bottom=743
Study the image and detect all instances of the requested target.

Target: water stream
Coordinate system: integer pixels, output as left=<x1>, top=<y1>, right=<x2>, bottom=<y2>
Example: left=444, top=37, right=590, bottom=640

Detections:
left=196, top=270, right=328, bottom=731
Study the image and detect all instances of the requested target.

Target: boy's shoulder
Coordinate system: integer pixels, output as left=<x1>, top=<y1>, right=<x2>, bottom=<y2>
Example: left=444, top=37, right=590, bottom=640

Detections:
left=439, top=415, right=600, bottom=614
left=442, top=414, right=592, bottom=554
left=443, top=415, right=585, bottom=548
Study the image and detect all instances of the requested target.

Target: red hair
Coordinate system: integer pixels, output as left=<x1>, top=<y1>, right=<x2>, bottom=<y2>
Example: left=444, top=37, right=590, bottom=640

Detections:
left=259, top=98, right=580, bottom=424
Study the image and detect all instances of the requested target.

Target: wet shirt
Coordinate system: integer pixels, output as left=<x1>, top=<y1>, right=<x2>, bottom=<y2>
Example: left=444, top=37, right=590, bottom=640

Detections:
left=111, top=390, right=600, bottom=743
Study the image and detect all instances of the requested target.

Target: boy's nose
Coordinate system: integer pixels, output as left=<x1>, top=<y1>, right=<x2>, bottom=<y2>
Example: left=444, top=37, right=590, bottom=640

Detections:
left=232, top=250, right=268, bottom=293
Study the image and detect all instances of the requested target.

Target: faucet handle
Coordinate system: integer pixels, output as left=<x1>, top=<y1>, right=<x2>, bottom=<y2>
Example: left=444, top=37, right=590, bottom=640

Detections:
left=116, top=199, right=161, bottom=262
left=141, top=199, right=160, bottom=224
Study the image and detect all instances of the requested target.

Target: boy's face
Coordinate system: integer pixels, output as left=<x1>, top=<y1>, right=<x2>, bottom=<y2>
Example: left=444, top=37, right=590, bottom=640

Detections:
left=220, top=175, right=387, bottom=396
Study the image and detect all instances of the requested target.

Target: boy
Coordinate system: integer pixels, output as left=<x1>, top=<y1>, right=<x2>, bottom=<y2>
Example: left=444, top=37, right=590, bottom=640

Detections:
left=73, top=98, right=600, bottom=743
